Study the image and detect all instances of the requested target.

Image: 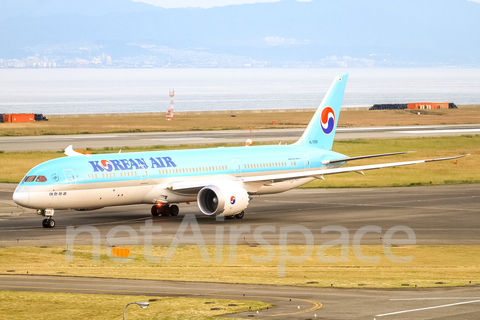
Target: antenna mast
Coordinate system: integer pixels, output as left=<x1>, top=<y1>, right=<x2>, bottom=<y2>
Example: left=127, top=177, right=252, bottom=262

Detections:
left=166, top=89, right=174, bottom=121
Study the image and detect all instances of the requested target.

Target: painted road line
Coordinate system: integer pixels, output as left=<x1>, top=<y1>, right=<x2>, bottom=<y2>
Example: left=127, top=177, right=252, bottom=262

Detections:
left=0, top=139, right=75, bottom=143
left=337, top=126, right=445, bottom=131
left=394, top=129, right=480, bottom=134
left=140, top=137, right=217, bottom=141
left=71, top=135, right=122, bottom=139
left=390, top=298, right=480, bottom=301
left=376, top=299, right=480, bottom=317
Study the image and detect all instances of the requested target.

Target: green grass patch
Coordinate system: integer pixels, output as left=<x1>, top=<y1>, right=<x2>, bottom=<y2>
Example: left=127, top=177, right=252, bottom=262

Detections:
left=1, top=245, right=479, bottom=289
left=2, top=106, right=480, bottom=137
left=302, top=134, right=479, bottom=188
left=0, top=151, right=65, bottom=183
left=0, top=291, right=267, bottom=320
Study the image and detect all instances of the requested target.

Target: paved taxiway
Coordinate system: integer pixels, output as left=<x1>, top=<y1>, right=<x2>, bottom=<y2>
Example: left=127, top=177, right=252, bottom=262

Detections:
left=1, top=184, right=479, bottom=246
left=1, top=275, right=480, bottom=319
left=1, top=124, right=479, bottom=152
left=1, top=184, right=480, bottom=319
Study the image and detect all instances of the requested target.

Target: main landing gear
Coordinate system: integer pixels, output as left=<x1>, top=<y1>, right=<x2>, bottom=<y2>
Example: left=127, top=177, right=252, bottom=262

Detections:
left=38, top=209, right=55, bottom=228
left=150, top=205, right=245, bottom=220
left=225, top=211, right=245, bottom=220
left=151, top=204, right=179, bottom=217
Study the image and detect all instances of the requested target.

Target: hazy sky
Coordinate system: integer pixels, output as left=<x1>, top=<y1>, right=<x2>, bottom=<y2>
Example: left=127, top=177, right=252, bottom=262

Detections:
left=136, top=0, right=479, bottom=8
left=134, top=0, right=311, bottom=8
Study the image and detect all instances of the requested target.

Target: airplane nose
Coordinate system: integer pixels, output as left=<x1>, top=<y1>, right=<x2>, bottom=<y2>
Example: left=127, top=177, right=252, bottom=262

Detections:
left=13, top=190, right=30, bottom=207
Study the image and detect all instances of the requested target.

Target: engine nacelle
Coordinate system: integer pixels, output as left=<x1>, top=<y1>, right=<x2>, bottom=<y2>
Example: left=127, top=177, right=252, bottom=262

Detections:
left=197, top=184, right=249, bottom=216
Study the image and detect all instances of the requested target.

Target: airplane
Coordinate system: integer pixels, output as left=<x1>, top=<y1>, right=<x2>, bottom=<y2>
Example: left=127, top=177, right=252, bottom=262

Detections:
left=13, top=74, right=467, bottom=228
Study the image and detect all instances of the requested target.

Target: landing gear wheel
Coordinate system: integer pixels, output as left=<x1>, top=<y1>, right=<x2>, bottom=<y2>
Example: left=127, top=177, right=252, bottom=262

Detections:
left=47, top=219, right=55, bottom=228
left=42, top=219, right=55, bottom=228
left=151, top=205, right=160, bottom=216
left=160, top=205, right=171, bottom=216
left=235, top=211, right=245, bottom=219
left=170, top=205, right=179, bottom=216
left=225, top=215, right=236, bottom=219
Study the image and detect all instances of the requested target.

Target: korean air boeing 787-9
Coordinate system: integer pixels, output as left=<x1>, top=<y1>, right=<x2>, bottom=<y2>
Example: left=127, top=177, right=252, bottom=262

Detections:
left=13, top=74, right=467, bottom=228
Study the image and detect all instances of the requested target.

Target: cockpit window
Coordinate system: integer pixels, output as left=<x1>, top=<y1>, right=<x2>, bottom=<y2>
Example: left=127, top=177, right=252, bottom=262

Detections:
left=36, top=175, right=47, bottom=182
left=24, top=175, right=37, bottom=182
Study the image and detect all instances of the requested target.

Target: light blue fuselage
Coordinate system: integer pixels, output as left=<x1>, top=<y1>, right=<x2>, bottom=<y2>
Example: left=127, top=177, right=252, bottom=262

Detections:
left=14, top=143, right=345, bottom=210
left=13, top=73, right=350, bottom=218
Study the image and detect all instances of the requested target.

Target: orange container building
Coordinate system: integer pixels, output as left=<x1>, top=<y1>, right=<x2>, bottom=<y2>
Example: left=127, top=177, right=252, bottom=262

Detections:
left=3, top=114, right=35, bottom=123
left=407, top=103, right=449, bottom=110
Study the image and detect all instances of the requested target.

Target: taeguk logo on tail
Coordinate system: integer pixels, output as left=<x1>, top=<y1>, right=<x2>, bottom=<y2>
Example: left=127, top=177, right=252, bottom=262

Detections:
left=230, top=196, right=236, bottom=205
left=100, top=160, right=114, bottom=172
left=320, top=106, right=335, bottom=135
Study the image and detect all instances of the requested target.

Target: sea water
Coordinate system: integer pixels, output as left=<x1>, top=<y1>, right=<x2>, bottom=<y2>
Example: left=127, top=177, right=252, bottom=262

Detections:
left=0, top=68, right=479, bottom=114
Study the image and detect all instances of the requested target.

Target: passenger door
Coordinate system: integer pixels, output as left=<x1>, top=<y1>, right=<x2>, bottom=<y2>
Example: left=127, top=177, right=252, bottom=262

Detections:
left=303, top=155, right=310, bottom=169
left=140, top=164, right=148, bottom=184
left=63, top=169, right=76, bottom=190
left=232, top=159, right=241, bottom=177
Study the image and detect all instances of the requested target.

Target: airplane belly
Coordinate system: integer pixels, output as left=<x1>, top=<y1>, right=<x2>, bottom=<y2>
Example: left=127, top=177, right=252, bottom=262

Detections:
left=255, top=177, right=314, bottom=195
left=142, top=184, right=197, bottom=204
left=28, top=185, right=153, bottom=210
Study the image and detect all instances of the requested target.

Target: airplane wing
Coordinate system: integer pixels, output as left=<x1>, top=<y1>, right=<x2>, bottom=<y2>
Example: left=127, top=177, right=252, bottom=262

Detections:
left=241, top=154, right=468, bottom=183
left=168, top=154, right=469, bottom=191
left=321, top=151, right=414, bottom=165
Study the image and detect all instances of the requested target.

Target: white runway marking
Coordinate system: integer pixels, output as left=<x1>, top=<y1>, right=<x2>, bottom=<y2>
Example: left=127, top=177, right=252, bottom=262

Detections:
left=141, top=137, right=216, bottom=141
left=390, top=297, right=480, bottom=301
left=376, top=299, right=480, bottom=317
left=394, top=129, right=480, bottom=134
left=0, top=139, right=75, bottom=143
left=337, top=126, right=438, bottom=131
left=72, top=135, right=122, bottom=139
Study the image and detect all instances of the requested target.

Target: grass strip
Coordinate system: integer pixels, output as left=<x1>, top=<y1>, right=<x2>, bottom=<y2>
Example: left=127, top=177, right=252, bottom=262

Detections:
left=1, top=245, right=479, bottom=289
left=305, top=134, right=479, bottom=188
left=1, top=106, right=479, bottom=137
left=0, top=291, right=267, bottom=320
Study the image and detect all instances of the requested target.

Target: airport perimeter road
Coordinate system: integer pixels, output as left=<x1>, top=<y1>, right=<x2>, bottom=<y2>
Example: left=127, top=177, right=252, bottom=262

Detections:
left=1, top=184, right=479, bottom=246
left=1, top=274, right=480, bottom=319
left=1, top=124, right=480, bottom=152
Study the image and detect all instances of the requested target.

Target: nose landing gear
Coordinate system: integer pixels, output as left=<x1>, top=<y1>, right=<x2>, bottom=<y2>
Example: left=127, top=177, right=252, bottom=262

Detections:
left=42, top=219, right=55, bottom=228
left=38, top=209, right=55, bottom=228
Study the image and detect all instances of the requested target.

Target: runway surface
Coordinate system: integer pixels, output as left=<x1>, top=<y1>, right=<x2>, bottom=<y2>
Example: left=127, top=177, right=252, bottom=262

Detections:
left=1, top=184, right=479, bottom=246
left=1, top=124, right=479, bottom=152
left=1, top=274, right=480, bottom=319
left=1, top=184, right=480, bottom=319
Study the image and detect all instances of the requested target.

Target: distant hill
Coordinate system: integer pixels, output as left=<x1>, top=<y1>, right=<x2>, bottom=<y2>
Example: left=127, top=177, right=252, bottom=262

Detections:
left=1, top=0, right=479, bottom=66
left=0, top=0, right=163, bottom=20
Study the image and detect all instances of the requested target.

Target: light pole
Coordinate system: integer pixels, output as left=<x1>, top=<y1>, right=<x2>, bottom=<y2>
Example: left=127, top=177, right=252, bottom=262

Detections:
left=123, top=301, right=149, bottom=320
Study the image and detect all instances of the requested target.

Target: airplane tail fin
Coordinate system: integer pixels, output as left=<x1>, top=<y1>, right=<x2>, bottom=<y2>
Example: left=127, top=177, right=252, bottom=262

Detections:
left=294, top=74, right=348, bottom=150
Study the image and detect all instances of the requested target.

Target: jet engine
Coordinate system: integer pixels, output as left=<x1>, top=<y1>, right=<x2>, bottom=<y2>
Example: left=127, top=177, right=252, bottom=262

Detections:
left=197, top=184, right=249, bottom=216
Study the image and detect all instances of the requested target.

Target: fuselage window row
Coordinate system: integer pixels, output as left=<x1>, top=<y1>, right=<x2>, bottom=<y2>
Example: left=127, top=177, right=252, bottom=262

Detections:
left=243, top=162, right=290, bottom=169
left=84, top=162, right=299, bottom=182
